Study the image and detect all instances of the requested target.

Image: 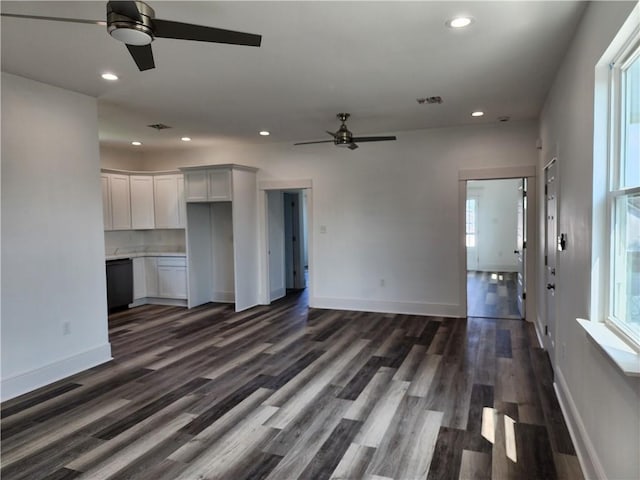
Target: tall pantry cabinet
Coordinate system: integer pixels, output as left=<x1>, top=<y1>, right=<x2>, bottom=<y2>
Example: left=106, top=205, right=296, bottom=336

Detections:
left=181, top=164, right=259, bottom=312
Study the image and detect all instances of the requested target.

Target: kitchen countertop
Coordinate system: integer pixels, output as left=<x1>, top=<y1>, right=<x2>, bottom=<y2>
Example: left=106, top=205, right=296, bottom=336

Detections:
left=106, top=251, right=186, bottom=261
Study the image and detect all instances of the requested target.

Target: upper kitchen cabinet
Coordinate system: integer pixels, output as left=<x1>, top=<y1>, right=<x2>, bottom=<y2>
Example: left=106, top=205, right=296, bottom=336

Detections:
left=154, top=174, right=186, bottom=229
left=102, top=172, right=131, bottom=230
left=130, top=175, right=155, bottom=230
left=183, top=167, right=232, bottom=202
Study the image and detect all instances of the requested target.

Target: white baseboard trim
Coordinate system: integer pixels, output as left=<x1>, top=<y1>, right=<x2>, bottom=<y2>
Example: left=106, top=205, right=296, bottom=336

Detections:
left=130, top=297, right=188, bottom=308
left=554, top=368, right=606, bottom=480
left=309, top=296, right=461, bottom=318
left=212, top=291, right=235, bottom=303
left=144, top=297, right=188, bottom=307
left=1, top=343, right=112, bottom=402
left=270, top=288, right=286, bottom=302
left=473, top=266, right=518, bottom=273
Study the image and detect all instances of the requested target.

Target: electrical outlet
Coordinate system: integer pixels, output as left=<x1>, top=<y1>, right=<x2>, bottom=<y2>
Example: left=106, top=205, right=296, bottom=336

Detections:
left=63, top=321, right=71, bottom=336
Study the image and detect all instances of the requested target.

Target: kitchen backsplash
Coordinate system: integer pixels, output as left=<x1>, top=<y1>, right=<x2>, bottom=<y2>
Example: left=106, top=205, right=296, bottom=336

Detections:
left=105, top=229, right=186, bottom=255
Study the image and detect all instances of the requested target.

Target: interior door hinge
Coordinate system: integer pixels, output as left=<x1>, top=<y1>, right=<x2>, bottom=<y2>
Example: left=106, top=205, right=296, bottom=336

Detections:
left=545, top=185, right=548, bottom=195
left=523, top=241, right=527, bottom=249
left=522, top=292, right=526, bottom=300
left=545, top=255, right=548, bottom=266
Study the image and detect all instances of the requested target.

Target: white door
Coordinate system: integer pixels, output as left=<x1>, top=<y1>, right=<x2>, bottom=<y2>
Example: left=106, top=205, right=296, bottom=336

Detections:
left=515, top=178, right=527, bottom=318
left=232, top=169, right=260, bottom=312
left=544, top=159, right=558, bottom=355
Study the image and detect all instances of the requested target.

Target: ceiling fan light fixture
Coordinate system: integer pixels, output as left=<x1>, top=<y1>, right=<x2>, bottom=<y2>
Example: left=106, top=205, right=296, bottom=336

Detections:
left=447, top=16, right=474, bottom=28
left=109, top=25, right=153, bottom=45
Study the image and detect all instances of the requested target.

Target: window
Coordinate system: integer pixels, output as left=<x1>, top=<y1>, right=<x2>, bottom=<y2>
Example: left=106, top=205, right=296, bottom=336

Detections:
left=465, top=198, right=477, bottom=248
left=608, top=37, right=640, bottom=345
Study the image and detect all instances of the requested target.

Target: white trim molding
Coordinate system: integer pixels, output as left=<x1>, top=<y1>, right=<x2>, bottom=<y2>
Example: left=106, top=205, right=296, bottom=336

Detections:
left=310, top=296, right=462, bottom=318
left=259, top=179, right=313, bottom=190
left=554, top=368, right=607, bottom=480
left=458, top=165, right=536, bottom=180
left=1, top=343, right=112, bottom=401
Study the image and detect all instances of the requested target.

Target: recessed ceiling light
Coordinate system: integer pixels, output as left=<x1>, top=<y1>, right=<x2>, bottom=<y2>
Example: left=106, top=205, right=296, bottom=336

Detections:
left=447, top=16, right=474, bottom=28
left=131, top=141, right=142, bottom=146
left=471, top=111, right=484, bottom=117
left=101, top=72, right=118, bottom=81
left=181, top=137, right=191, bottom=142
left=259, top=131, right=270, bottom=136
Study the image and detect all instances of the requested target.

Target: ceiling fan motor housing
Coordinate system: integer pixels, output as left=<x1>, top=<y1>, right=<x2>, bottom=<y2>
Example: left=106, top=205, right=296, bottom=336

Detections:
left=335, top=113, right=353, bottom=146
left=107, top=1, right=155, bottom=45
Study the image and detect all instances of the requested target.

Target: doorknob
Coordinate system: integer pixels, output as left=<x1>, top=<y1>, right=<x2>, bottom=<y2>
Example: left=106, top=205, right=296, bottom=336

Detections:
left=514, top=249, right=519, bottom=254
left=546, top=283, right=555, bottom=290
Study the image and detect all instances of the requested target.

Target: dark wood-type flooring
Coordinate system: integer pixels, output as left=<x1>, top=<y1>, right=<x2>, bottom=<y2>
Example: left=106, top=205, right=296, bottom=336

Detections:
left=467, top=271, right=521, bottom=320
left=1, top=292, right=582, bottom=479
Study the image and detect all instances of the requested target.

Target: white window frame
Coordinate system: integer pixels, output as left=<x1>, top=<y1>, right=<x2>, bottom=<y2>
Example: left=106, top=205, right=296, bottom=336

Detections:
left=604, top=29, right=640, bottom=349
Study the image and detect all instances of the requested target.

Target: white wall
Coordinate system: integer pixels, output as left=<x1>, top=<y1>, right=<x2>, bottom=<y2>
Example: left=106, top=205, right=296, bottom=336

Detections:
left=136, top=121, right=538, bottom=317
left=100, top=145, right=145, bottom=171
left=537, top=2, right=639, bottom=479
left=468, top=179, right=520, bottom=272
left=1, top=73, right=112, bottom=400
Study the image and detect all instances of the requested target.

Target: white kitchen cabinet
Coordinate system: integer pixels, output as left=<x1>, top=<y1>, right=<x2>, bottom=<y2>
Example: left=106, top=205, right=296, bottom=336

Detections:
left=132, top=257, right=146, bottom=300
left=184, top=167, right=231, bottom=202
left=157, top=257, right=187, bottom=299
left=101, top=175, right=112, bottom=230
left=102, top=173, right=131, bottom=230
left=130, top=175, right=155, bottom=229
left=154, top=174, right=185, bottom=228
left=145, top=257, right=158, bottom=297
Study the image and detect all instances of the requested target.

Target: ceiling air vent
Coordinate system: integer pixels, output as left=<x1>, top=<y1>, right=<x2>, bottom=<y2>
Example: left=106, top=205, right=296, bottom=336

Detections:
left=147, top=123, right=172, bottom=130
left=416, top=96, right=443, bottom=105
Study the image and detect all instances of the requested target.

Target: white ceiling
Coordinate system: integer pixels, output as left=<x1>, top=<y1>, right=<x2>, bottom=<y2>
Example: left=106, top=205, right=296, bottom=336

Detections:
left=1, top=1, right=587, bottom=150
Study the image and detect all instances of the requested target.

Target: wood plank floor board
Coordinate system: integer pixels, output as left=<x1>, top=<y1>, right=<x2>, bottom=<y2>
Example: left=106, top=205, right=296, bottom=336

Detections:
left=0, top=294, right=582, bottom=480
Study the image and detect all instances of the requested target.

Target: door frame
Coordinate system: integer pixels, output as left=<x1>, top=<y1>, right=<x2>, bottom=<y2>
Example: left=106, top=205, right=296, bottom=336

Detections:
left=543, top=157, right=559, bottom=356
left=258, top=179, right=313, bottom=305
left=458, top=166, right=537, bottom=321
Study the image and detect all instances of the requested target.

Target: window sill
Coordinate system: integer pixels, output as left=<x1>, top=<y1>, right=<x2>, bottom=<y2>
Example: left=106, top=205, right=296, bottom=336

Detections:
left=576, top=318, right=640, bottom=376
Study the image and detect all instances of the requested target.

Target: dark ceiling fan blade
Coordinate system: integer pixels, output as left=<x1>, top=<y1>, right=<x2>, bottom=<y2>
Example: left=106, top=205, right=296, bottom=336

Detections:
left=0, top=13, right=103, bottom=25
left=351, top=136, right=397, bottom=143
left=325, top=130, right=337, bottom=138
left=126, top=44, right=155, bottom=71
left=154, top=19, right=261, bottom=47
left=108, top=1, right=141, bottom=21
left=294, top=140, right=334, bottom=146
left=348, top=143, right=359, bottom=150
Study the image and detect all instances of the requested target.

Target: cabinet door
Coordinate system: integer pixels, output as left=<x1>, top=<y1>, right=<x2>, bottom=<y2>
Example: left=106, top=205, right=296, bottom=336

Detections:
left=101, top=174, right=112, bottom=230
left=157, top=266, right=187, bottom=299
left=154, top=175, right=180, bottom=228
left=132, top=257, right=146, bottom=299
left=109, top=174, right=132, bottom=230
left=184, top=171, right=209, bottom=202
left=208, top=170, right=232, bottom=201
left=130, top=175, right=155, bottom=229
left=145, top=257, right=158, bottom=297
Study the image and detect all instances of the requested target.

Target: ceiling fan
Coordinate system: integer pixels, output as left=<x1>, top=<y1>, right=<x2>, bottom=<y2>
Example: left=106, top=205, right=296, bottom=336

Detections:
left=294, top=113, right=397, bottom=150
left=0, top=1, right=261, bottom=71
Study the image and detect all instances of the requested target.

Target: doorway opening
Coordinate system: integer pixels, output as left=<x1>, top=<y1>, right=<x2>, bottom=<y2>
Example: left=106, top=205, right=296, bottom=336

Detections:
left=266, top=189, right=309, bottom=304
left=466, top=178, right=526, bottom=319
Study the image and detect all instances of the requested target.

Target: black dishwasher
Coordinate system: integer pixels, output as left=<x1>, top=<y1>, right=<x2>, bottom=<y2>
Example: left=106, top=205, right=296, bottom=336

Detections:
left=106, top=258, right=133, bottom=312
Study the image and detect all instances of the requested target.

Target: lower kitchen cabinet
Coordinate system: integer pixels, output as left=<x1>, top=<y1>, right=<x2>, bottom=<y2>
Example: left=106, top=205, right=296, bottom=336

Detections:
left=157, top=258, right=187, bottom=299
left=132, top=257, right=146, bottom=300
left=132, top=256, right=187, bottom=303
